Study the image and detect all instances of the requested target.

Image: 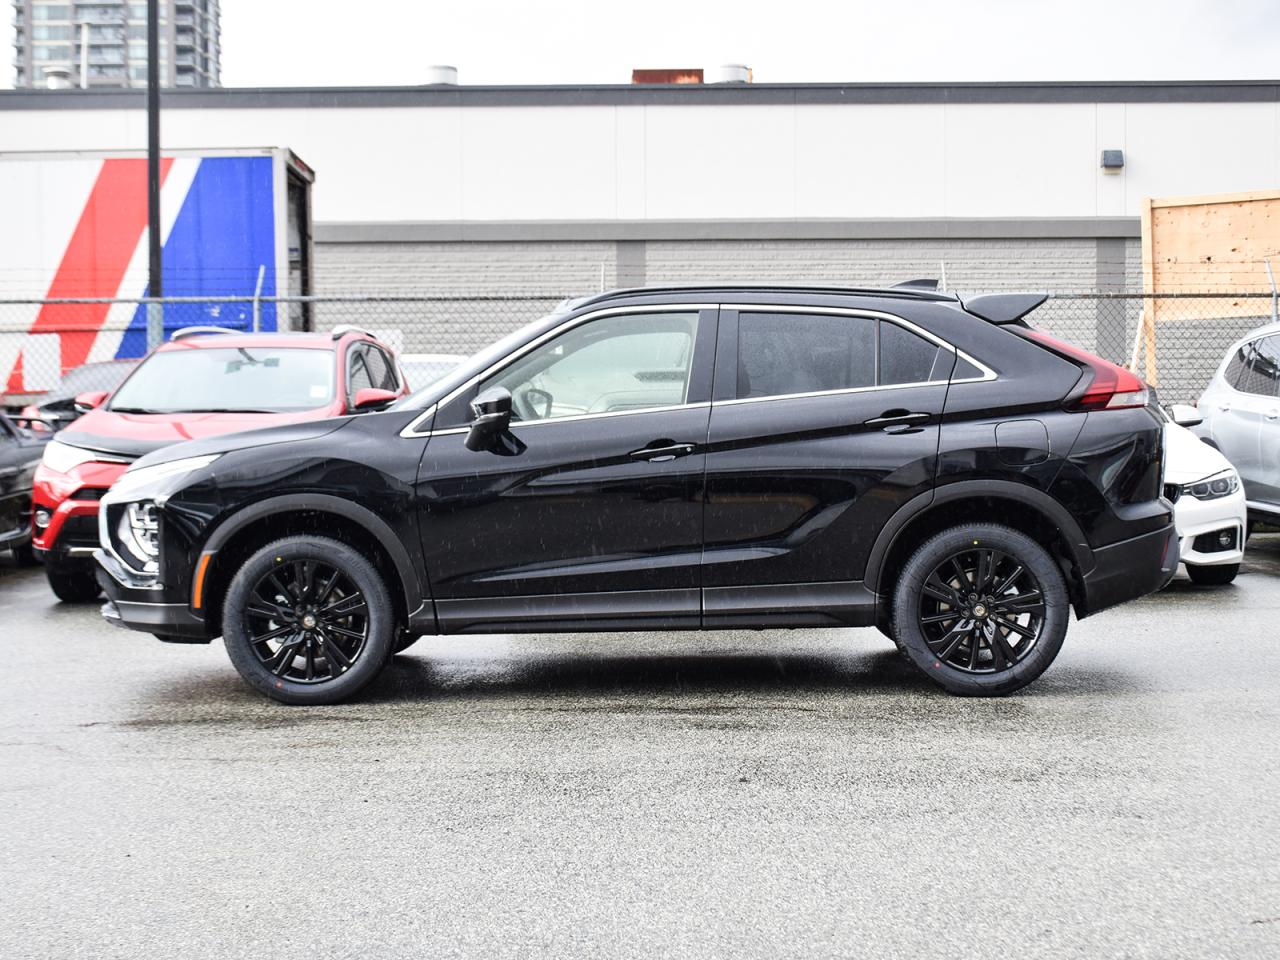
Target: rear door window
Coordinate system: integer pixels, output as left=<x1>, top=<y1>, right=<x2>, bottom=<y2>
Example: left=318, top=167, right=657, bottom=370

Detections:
left=735, top=313, right=951, bottom=400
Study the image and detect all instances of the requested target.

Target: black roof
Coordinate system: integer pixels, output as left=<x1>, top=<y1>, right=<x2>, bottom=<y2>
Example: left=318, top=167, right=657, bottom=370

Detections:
left=576, top=284, right=959, bottom=308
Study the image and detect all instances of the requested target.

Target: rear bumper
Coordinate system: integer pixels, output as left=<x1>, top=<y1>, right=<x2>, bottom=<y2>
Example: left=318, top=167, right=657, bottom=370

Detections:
left=1077, top=523, right=1179, bottom=618
left=95, top=548, right=211, bottom=641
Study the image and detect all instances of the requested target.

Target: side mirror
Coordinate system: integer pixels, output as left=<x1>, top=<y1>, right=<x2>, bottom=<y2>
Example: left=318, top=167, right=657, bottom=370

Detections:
left=1168, top=403, right=1203, bottom=428
left=351, top=387, right=399, bottom=412
left=465, top=386, right=513, bottom=452
left=73, top=390, right=109, bottom=414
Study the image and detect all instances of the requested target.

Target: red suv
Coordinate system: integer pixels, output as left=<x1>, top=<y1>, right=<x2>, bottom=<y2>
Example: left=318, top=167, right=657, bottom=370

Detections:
left=33, top=326, right=408, bottom=601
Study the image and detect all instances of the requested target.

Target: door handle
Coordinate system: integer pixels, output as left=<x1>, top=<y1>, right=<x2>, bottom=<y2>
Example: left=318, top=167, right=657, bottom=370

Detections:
left=864, top=410, right=931, bottom=429
left=630, top=441, right=696, bottom=463
left=1218, top=404, right=1232, bottom=413
left=1266, top=409, right=1280, bottom=421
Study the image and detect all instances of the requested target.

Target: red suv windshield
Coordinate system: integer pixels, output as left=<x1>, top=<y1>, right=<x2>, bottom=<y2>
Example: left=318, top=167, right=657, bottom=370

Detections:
left=109, top=346, right=336, bottom=414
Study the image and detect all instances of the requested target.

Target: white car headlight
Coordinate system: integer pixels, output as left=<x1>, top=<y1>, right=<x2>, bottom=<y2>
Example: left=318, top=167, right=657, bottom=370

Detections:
left=41, top=439, right=122, bottom=474
left=1183, top=468, right=1240, bottom=501
left=112, top=454, right=221, bottom=497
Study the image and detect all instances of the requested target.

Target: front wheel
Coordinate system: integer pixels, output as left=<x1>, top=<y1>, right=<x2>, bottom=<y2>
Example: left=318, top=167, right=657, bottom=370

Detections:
left=1186, top=562, right=1238, bottom=586
left=892, top=524, right=1069, bottom=696
left=222, top=536, right=395, bottom=705
left=46, top=563, right=102, bottom=603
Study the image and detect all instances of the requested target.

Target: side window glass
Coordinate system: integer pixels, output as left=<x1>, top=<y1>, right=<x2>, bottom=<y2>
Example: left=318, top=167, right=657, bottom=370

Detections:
left=738, top=313, right=875, bottom=399
left=1234, top=340, right=1276, bottom=396
left=478, top=312, right=699, bottom=422
left=1223, top=347, right=1248, bottom=389
left=348, top=347, right=374, bottom=394
left=364, top=346, right=397, bottom=391
left=1253, top=336, right=1280, bottom=397
left=879, top=321, right=945, bottom=385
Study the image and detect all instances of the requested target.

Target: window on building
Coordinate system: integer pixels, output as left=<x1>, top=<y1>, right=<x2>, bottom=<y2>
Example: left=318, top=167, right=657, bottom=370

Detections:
left=33, top=45, right=73, bottom=61
left=33, top=5, right=72, bottom=21
left=32, top=25, right=72, bottom=40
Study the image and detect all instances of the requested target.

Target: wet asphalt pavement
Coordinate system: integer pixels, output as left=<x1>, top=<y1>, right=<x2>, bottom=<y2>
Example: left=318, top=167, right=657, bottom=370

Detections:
left=3, top=542, right=1280, bottom=959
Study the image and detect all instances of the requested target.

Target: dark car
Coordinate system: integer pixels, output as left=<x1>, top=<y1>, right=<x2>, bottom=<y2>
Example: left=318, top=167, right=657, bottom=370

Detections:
left=0, top=411, right=50, bottom=564
left=95, top=285, right=1177, bottom=704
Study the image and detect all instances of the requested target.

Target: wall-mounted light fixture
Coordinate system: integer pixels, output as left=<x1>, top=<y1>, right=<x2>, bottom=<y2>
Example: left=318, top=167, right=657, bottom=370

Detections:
left=1101, top=149, right=1125, bottom=173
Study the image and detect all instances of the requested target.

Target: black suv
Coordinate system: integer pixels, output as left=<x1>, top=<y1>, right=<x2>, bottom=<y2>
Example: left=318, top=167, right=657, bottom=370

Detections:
left=95, top=285, right=1176, bottom=704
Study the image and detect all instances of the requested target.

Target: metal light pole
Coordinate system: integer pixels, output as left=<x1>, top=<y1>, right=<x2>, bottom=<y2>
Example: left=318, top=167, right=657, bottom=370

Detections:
left=145, top=0, right=163, bottom=348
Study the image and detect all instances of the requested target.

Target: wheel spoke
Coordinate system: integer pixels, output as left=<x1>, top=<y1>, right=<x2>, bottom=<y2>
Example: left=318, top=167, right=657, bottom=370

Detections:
left=319, top=632, right=352, bottom=670
left=251, top=623, right=294, bottom=644
left=293, top=560, right=316, bottom=602
left=322, top=594, right=367, bottom=618
left=270, top=635, right=304, bottom=676
left=246, top=601, right=288, bottom=621
left=991, top=630, right=1020, bottom=669
left=266, top=570, right=295, bottom=603
left=949, top=556, right=972, bottom=591
left=314, top=568, right=341, bottom=606
left=975, top=550, right=995, bottom=592
left=326, top=624, right=365, bottom=641
left=304, top=644, right=316, bottom=681
left=930, top=620, right=974, bottom=661
left=921, top=611, right=960, bottom=625
left=995, top=615, right=1036, bottom=640
left=993, top=564, right=1024, bottom=595
left=967, top=635, right=981, bottom=671
left=923, top=574, right=963, bottom=606
left=1000, top=590, right=1044, bottom=614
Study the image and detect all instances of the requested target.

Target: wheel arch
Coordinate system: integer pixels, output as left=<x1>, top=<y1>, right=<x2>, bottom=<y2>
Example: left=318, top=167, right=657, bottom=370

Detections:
left=197, top=494, right=425, bottom=635
left=867, top=481, right=1094, bottom=618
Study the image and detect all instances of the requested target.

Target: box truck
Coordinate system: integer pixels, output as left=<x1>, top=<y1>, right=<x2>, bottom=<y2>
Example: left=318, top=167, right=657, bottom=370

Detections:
left=1, top=147, right=314, bottom=402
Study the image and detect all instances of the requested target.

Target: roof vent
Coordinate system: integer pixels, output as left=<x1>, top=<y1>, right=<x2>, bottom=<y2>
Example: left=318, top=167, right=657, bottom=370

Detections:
left=708, top=64, right=751, bottom=84
left=425, top=65, right=458, bottom=85
left=43, top=67, right=74, bottom=90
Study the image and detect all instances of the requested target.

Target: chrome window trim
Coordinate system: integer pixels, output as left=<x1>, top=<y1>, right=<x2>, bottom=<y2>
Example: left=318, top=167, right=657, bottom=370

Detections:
left=399, top=303, right=710, bottom=439
left=398, top=301, right=996, bottom=437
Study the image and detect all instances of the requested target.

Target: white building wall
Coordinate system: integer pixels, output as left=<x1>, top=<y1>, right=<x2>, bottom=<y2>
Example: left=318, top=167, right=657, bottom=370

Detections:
left=0, top=98, right=1276, bottom=222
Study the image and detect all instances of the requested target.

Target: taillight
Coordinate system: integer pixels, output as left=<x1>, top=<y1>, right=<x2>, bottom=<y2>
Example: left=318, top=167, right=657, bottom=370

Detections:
left=1021, top=329, right=1150, bottom=410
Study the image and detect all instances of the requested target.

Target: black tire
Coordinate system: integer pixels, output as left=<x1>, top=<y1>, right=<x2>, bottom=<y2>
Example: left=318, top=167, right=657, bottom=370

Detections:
left=392, top=633, right=421, bottom=654
left=11, top=541, right=38, bottom=566
left=222, top=536, right=395, bottom=705
left=1186, top=562, right=1239, bottom=586
left=46, top=564, right=102, bottom=603
left=891, top=523, right=1069, bottom=696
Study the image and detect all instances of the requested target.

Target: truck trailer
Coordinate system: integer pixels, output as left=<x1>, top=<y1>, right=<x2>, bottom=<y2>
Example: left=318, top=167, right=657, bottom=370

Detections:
left=0, top=147, right=314, bottom=403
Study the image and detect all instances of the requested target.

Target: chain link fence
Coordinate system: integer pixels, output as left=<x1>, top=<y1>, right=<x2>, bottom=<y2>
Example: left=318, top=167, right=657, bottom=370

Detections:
left=2, top=291, right=1276, bottom=408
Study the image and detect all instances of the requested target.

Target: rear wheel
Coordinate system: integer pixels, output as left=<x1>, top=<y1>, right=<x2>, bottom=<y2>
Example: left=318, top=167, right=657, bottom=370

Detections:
left=222, top=536, right=394, bottom=705
left=891, top=524, right=1069, bottom=696
left=46, top=563, right=102, bottom=603
left=1186, top=562, right=1238, bottom=586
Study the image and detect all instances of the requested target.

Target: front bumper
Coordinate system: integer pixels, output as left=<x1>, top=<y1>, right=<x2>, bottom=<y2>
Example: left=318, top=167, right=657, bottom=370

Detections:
left=1175, top=487, right=1247, bottom=568
left=1078, top=522, right=1179, bottom=618
left=95, top=548, right=211, bottom=642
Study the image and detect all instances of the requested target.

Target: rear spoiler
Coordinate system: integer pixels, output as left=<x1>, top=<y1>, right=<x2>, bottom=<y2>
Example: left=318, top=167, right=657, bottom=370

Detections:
left=959, top=292, right=1048, bottom=326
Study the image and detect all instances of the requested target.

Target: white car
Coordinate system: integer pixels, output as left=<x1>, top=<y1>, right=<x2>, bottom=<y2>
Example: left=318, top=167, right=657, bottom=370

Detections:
left=399, top=353, right=466, bottom=392
left=1165, top=404, right=1247, bottom=584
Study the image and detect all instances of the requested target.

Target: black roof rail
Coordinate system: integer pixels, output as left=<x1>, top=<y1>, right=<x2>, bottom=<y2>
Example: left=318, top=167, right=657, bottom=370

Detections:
left=892, top=278, right=940, bottom=290
left=959, top=292, right=1049, bottom=325
left=575, top=284, right=959, bottom=307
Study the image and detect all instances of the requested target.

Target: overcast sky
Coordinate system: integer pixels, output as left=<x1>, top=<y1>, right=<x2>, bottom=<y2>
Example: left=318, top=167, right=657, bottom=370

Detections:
left=4, top=0, right=1279, bottom=88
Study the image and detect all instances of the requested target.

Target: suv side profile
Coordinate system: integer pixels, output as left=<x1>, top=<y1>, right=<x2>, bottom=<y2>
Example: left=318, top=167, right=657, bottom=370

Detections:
left=95, top=286, right=1176, bottom=704
left=1195, top=324, right=1280, bottom=528
left=34, top=326, right=407, bottom=603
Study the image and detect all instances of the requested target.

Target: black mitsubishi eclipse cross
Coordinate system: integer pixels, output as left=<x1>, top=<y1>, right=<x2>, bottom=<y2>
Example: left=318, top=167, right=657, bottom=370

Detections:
left=95, top=285, right=1177, bottom=704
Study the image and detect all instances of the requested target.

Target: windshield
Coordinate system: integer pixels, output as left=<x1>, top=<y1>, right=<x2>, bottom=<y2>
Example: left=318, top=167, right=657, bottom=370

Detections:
left=109, top=347, right=335, bottom=414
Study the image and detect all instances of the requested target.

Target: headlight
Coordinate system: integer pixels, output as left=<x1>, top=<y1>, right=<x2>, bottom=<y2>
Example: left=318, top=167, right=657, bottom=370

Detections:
left=112, top=454, right=220, bottom=497
left=1183, top=469, right=1240, bottom=501
left=41, top=439, right=116, bottom=474
left=116, top=501, right=160, bottom=574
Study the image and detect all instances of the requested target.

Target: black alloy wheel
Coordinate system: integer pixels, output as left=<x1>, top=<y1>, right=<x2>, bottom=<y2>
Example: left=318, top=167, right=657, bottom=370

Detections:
left=892, top=523, right=1069, bottom=696
left=917, top=547, right=1046, bottom=673
left=222, top=536, right=394, bottom=705
left=245, top=559, right=370, bottom=684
